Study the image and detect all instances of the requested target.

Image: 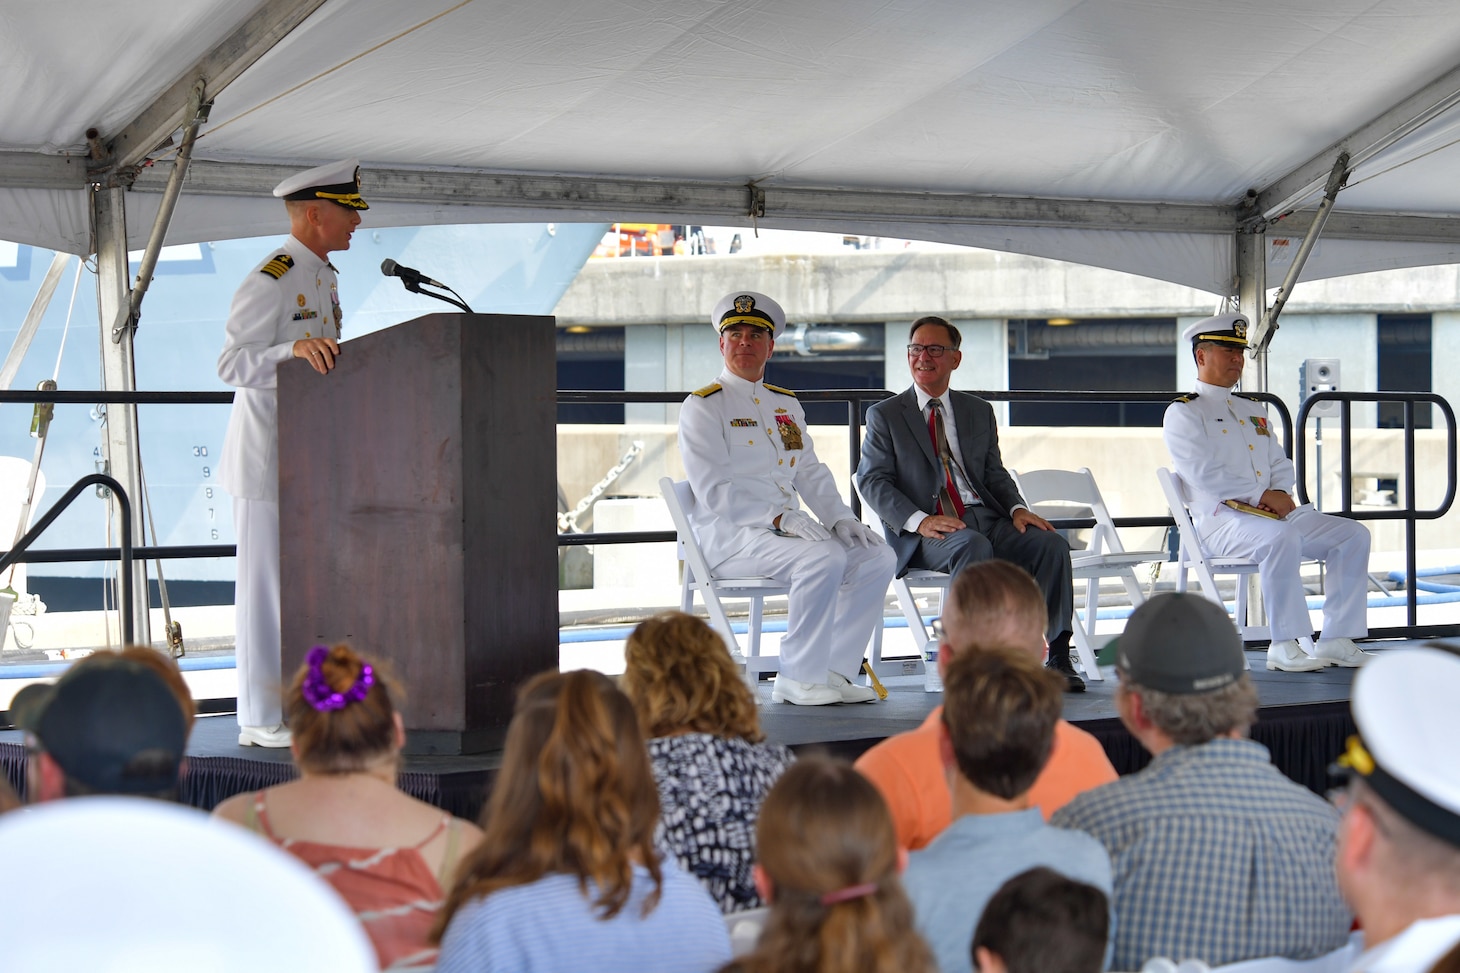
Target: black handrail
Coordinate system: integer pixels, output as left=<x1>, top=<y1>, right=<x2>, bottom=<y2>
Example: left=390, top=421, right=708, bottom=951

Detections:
left=0, top=474, right=133, bottom=643
left=1294, top=391, right=1459, bottom=630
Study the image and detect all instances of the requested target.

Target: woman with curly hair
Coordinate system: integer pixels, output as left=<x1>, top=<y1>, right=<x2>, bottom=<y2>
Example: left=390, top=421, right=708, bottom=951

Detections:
left=214, top=643, right=482, bottom=971
left=620, top=611, right=795, bottom=913
left=433, top=668, right=730, bottom=972
left=723, top=755, right=936, bottom=973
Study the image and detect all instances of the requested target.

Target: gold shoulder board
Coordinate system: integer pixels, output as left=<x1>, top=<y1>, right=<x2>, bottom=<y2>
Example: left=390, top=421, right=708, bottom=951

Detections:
left=763, top=383, right=797, bottom=397
left=1172, top=393, right=1199, bottom=404
left=259, top=254, right=294, bottom=279
left=692, top=383, right=722, bottom=398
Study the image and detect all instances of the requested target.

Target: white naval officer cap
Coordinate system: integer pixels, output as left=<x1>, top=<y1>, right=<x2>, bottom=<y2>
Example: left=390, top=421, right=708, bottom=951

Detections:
left=710, top=291, right=785, bottom=339
left=1182, top=313, right=1249, bottom=349
left=273, top=158, right=369, bottom=210
left=1338, top=645, right=1460, bottom=846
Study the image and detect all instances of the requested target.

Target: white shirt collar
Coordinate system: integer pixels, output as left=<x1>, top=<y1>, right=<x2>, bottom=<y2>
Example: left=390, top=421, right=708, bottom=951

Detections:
left=717, top=368, right=761, bottom=393
left=283, top=234, right=328, bottom=273
left=914, top=386, right=950, bottom=413
left=1193, top=379, right=1238, bottom=398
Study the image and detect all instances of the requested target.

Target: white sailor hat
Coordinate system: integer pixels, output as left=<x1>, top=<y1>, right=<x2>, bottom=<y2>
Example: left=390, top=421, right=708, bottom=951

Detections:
left=710, top=291, right=785, bottom=339
left=1339, top=646, right=1460, bottom=846
left=272, top=158, right=369, bottom=210
left=1182, top=313, right=1249, bottom=349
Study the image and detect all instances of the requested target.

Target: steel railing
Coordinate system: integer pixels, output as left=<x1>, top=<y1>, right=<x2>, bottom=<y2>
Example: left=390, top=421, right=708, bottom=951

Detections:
left=6, top=384, right=1456, bottom=642
left=1294, top=391, right=1458, bottom=634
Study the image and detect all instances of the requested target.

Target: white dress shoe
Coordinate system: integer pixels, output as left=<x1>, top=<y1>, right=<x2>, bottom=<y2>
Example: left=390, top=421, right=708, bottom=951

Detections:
left=1312, top=637, right=1373, bottom=667
left=770, top=675, right=842, bottom=706
left=239, top=723, right=292, bottom=748
left=827, top=670, right=878, bottom=704
left=1266, top=638, right=1328, bottom=672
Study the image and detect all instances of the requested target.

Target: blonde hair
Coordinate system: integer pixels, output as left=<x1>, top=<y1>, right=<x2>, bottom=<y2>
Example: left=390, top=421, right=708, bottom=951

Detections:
left=285, top=643, right=400, bottom=775
left=620, top=611, right=763, bottom=741
left=433, top=669, right=662, bottom=942
left=725, top=756, right=936, bottom=973
left=945, top=560, right=1048, bottom=653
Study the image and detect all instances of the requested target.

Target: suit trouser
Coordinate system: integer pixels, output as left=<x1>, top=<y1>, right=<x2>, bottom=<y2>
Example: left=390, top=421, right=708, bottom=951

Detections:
left=233, top=497, right=283, bottom=727
left=1199, top=505, right=1370, bottom=642
left=715, top=533, right=897, bottom=684
left=910, top=504, right=1075, bottom=641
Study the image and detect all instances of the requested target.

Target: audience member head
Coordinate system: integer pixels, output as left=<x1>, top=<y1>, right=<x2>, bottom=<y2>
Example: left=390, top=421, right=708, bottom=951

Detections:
left=285, top=643, right=402, bottom=776
left=1334, top=646, right=1460, bottom=949
left=736, top=755, right=936, bottom=973
left=621, top=611, right=763, bottom=742
left=113, top=646, right=196, bottom=732
left=971, top=867, right=1109, bottom=973
left=0, top=775, right=19, bottom=814
left=13, top=654, right=187, bottom=801
left=940, top=560, right=1047, bottom=675
left=940, top=645, right=1064, bottom=803
left=434, top=669, right=661, bottom=941
left=1111, top=593, right=1256, bottom=753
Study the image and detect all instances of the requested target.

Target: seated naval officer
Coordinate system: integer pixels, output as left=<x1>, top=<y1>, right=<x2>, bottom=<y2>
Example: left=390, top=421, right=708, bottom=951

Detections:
left=677, top=291, right=896, bottom=706
left=1162, top=313, right=1372, bottom=673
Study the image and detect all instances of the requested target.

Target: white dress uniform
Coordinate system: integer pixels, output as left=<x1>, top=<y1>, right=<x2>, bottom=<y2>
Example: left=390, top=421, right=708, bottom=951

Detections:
left=678, top=367, right=897, bottom=684
left=1162, top=379, right=1370, bottom=642
left=218, top=235, right=342, bottom=727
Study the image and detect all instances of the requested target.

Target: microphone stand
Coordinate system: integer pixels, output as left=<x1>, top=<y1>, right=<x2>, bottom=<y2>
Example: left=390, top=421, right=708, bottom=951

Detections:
left=402, top=278, right=475, bottom=314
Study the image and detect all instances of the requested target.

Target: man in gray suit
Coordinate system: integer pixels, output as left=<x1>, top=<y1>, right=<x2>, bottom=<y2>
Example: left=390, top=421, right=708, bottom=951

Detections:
left=856, top=315, right=1080, bottom=690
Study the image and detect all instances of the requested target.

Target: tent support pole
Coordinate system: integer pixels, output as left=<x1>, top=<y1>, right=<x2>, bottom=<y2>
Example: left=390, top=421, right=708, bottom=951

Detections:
left=122, top=82, right=207, bottom=341
left=1235, top=226, right=1269, bottom=635
left=91, top=185, right=151, bottom=646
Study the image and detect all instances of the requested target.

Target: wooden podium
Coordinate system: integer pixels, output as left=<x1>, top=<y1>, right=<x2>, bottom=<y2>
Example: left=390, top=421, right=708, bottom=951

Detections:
left=277, top=313, right=557, bottom=754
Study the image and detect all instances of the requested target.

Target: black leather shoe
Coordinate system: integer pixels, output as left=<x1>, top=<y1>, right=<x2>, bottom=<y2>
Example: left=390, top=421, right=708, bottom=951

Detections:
left=1045, top=655, right=1086, bottom=693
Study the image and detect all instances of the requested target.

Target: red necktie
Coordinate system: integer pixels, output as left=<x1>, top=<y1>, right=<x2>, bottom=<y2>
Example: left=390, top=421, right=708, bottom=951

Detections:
left=928, top=399, right=966, bottom=518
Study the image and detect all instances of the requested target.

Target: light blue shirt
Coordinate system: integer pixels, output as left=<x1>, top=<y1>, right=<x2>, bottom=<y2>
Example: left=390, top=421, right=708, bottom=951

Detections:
left=436, top=860, right=730, bottom=973
left=904, top=807, right=1113, bottom=973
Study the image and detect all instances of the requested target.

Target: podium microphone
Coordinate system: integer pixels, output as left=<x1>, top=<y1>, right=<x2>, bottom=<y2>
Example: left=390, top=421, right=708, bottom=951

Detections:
left=379, top=258, right=475, bottom=314
left=380, top=259, right=448, bottom=289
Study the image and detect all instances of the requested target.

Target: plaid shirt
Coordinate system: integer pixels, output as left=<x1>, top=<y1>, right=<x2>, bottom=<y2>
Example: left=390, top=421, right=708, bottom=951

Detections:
left=1050, top=738, right=1351, bottom=970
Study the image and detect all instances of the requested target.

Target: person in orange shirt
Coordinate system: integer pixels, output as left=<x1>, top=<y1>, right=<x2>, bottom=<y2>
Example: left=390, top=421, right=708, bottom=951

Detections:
left=855, top=559, right=1116, bottom=851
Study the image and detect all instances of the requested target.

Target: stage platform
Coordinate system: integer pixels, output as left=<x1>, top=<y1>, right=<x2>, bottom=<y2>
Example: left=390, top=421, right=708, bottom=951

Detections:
left=0, top=640, right=1442, bottom=818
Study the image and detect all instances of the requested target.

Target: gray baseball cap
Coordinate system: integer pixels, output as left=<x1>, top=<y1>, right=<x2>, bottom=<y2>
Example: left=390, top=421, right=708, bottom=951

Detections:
left=1109, top=593, right=1245, bottom=694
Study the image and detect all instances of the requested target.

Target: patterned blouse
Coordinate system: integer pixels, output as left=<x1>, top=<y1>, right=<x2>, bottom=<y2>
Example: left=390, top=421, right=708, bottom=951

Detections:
left=647, top=732, right=795, bottom=914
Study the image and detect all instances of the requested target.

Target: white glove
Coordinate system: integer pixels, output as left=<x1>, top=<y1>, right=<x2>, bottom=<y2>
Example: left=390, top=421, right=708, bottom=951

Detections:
left=777, top=508, right=831, bottom=541
left=832, top=518, right=881, bottom=549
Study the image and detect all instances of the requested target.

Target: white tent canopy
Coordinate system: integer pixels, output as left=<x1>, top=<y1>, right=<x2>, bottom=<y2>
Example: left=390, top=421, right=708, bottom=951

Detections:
left=5, top=0, right=1460, bottom=293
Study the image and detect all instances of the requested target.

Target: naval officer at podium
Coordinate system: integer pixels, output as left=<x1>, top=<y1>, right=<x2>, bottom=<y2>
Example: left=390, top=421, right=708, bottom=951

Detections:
left=217, top=159, right=367, bottom=748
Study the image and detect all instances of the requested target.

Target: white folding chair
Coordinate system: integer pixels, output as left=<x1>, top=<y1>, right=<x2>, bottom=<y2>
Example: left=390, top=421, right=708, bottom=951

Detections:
left=1012, top=467, right=1168, bottom=681
left=1157, top=467, right=1267, bottom=643
left=853, top=480, right=942, bottom=674
left=659, top=477, right=790, bottom=677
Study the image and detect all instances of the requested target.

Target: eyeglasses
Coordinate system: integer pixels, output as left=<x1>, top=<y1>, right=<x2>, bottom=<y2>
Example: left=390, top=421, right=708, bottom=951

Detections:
left=907, top=343, right=951, bottom=358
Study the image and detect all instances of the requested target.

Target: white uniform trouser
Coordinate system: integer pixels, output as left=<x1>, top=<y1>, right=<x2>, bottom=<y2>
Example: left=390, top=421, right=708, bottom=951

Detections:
left=715, top=533, right=897, bottom=684
left=233, top=498, right=282, bottom=727
left=1199, top=506, right=1370, bottom=642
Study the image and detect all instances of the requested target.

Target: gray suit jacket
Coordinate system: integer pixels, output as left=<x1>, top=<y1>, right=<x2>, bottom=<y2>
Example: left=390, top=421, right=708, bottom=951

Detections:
left=856, top=387, right=1027, bottom=575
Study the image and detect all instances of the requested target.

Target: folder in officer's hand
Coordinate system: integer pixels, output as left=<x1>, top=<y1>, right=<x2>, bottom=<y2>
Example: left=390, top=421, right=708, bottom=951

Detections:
left=1224, top=499, right=1283, bottom=520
